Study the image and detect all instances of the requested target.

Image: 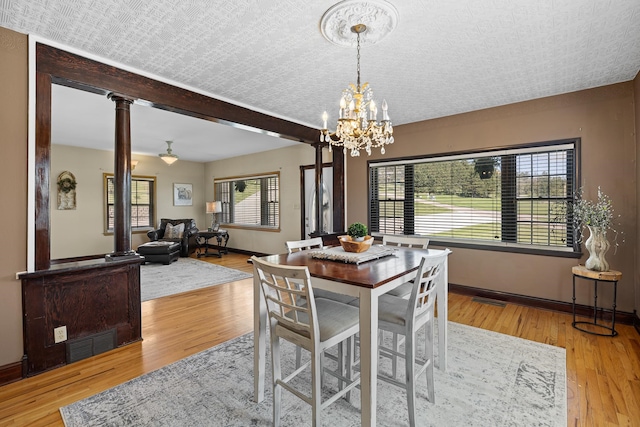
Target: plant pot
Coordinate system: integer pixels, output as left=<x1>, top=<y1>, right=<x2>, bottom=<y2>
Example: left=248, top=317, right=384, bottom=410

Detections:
left=339, top=235, right=373, bottom=253
left=584, top=226, right=610, bottom=272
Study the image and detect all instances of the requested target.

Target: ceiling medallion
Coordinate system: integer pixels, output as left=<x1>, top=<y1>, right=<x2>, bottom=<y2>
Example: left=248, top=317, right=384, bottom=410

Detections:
left=320, top=0, right=399, bottom=47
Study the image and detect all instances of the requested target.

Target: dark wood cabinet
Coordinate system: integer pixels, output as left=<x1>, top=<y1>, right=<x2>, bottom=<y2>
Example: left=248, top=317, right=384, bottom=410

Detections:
left=20, top=257, right=143, bottom=376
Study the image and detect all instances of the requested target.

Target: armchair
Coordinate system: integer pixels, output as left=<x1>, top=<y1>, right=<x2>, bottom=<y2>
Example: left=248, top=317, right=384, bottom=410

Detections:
left=147, top=218, right=199, bottom=257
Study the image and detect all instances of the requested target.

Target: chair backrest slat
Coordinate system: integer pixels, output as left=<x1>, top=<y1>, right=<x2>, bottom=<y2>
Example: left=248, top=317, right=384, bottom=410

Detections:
left=285, top=237, right=324, bottom=253
left=252, top=256, right=319, bottom=341
left=407, top=250, right=451, bottom=323
left=382, top=235, right=429, bottom=249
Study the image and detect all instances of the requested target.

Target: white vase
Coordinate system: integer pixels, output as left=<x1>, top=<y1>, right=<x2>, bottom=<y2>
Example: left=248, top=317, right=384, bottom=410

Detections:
left=584, top=226, right=610, bottom=272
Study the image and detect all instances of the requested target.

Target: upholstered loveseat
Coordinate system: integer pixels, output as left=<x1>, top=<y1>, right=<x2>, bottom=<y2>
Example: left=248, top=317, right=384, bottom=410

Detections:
left=146, top=218, right=199, bottom=257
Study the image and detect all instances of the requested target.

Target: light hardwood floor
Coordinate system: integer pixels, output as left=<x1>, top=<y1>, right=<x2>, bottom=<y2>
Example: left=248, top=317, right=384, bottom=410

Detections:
left=0, top=253, right=638, bottom=426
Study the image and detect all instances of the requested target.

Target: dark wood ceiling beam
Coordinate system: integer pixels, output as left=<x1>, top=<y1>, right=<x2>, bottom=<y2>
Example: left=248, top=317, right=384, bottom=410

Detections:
left=36, top=43, right=319, bottom=143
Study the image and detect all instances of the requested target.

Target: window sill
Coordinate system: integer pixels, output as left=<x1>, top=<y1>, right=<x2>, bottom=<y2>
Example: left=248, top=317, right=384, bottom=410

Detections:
left=428, top=238, right=582, bottom=258
left=103, top=228, right=153, bottom=236
left=218, top=224, right=280, bottom=233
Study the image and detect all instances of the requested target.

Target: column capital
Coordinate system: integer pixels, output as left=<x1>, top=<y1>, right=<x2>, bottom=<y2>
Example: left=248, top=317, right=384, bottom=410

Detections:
left=107, top=92, right=135, bottom=104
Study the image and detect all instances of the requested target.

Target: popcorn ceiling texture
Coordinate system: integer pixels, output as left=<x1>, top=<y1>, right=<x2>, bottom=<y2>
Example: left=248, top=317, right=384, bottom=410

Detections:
left=1, top=0, right=639, bottom=127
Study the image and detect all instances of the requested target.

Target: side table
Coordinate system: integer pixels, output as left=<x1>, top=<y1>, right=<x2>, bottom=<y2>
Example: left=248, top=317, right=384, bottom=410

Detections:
left=572, top=265, right=621, bottom=337
left=196, top=230, right=229, bottom=258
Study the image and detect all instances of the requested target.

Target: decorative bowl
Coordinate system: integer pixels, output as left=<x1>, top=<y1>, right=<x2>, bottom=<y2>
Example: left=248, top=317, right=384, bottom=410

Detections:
left=339, top=235, right=374, bottom=253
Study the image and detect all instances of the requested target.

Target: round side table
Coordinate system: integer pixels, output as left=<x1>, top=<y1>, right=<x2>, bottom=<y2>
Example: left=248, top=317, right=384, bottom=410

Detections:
left=571, top=265, right=621, bottom=337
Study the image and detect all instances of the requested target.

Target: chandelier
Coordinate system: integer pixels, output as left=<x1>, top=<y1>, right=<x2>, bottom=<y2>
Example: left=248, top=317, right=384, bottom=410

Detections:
left=159, top=140, right=178, bottom=165
left=320, top=24, right=394, bottom=157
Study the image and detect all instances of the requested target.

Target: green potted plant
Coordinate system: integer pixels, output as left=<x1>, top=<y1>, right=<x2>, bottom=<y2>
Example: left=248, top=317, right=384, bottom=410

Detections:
left=347, top=222, right=368, bottom=242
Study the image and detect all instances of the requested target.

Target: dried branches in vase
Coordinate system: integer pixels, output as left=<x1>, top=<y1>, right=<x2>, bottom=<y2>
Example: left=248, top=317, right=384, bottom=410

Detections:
left=572, top=187, right=622, bottom=271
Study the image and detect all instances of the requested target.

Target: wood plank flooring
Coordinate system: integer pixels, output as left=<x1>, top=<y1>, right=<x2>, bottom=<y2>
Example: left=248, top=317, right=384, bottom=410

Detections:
left=0, top=253, right=638, bottom=426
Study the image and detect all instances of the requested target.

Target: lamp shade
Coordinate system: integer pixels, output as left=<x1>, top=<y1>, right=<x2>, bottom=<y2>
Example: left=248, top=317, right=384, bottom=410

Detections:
left=160, top=155, right=178, bottom=165
left=206, top=201, right=222, bottom=214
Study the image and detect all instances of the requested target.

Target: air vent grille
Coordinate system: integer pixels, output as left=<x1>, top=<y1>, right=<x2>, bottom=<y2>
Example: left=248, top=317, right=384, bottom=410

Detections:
left=66, top=329, right=117, bottom=363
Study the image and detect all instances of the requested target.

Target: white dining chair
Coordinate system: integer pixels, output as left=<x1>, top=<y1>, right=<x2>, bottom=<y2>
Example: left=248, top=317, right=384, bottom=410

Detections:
left=349, top=250, right=449, bottom=427
left=285, top=237, right=357, bottom=379
left=379, top=251, right=449, bottom=426
left=251, top=256, right=360, bottom=427
left=285, top=237, right=324, bottom=253
left=381, top=235, right=430, bottom=298
left=286, top=237, right=357, bottom=305
left=380, top=235, right=432, bottom=377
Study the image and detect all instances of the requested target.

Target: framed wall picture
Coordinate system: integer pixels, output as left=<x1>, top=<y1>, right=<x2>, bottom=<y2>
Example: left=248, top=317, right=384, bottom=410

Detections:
left=173, top=183, right=193, bottom=206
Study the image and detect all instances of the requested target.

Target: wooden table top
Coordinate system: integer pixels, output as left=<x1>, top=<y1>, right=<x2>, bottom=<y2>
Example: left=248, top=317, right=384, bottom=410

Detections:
left=572, top=265, right=622, bottom=281
left=197, top=229, right=228, bottom=237
left=259, top=246, right=444, bottom=289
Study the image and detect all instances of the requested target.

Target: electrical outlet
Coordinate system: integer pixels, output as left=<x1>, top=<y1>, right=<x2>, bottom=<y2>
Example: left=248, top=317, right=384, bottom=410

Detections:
left=54, top=326, right=67, bottom=343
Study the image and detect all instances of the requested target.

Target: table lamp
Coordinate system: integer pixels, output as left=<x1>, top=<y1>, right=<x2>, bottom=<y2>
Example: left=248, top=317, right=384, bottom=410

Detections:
left=206, top=201, right=222, bottom=231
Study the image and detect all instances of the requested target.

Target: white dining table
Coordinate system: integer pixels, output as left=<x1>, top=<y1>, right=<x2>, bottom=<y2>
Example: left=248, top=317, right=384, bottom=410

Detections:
left=253, top=246, right=450, bottom=427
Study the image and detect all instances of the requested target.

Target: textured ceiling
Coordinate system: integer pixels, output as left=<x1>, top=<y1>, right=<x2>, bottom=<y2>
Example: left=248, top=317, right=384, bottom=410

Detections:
left=2, top=0, right=640, bottom=161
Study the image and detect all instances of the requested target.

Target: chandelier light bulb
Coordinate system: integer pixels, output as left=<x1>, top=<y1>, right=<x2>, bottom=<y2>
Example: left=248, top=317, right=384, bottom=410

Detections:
left=369, top=100, right=377, bottom=120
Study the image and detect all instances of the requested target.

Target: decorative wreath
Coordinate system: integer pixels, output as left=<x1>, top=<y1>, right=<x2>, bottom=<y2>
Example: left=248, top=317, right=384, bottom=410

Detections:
left=57, top=177, right=77, bottom=193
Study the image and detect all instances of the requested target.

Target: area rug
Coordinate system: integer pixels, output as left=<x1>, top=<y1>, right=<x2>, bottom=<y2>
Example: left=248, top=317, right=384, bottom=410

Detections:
left=60, top=322, right=566, bottom=426
left=139, top=257, right=252, bottom=302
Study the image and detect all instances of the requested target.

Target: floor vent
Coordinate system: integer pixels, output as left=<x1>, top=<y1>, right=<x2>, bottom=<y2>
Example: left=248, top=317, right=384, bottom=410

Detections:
left=66, top=329, right=117, bottom=364
left=472, top=297, right=506, bottom=308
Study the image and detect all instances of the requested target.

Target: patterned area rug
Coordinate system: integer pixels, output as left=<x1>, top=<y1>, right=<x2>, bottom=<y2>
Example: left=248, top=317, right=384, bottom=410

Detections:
left=140, top=257, right=252, bottom=301
left=60, top=322, right=566, bottom=426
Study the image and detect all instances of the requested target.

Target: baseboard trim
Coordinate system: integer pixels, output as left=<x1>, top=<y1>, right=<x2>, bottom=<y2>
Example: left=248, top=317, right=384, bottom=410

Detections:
left=0, top=358, right=24, bottom=387
left=449, top=283, right=636, bottom=325
left=226, top=247, right=269, bottom=258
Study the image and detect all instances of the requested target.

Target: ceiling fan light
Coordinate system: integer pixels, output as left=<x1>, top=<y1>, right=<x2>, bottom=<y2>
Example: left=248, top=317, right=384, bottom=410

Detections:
left=159, top=154, right=178, bottom=165
left=159, top=140, right=178, bottom=165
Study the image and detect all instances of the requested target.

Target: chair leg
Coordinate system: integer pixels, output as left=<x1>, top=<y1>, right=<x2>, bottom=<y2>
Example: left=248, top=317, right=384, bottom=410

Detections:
left=337, top=341, right=344, bottom=392
left=320, top=351, right=325, bottom=389
left=311, top=348, right=323, bottom=427
left=299, top=345, right=332, bottom=389
left=405, top=329, right=417, bottom=427
left=344, top=337, right=355, bottom=403
left=271, top=335, right=282, bottom=427
left=296, top=345, right=302, bottom=369
left=425, top=321, right=435, bottom=403
left=391, top=332, right=400, bottom=378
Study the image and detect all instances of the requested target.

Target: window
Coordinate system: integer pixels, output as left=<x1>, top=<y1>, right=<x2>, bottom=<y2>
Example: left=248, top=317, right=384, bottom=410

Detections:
left=104, top=174, right=156, bottom=232
left=214, top=172, right=280, bottom=230
left=369, top=139, right=579, bottom=254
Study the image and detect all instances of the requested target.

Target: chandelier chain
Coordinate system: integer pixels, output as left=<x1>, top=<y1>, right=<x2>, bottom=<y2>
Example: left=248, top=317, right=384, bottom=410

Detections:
left=356, top=31, right=361, bottom=92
